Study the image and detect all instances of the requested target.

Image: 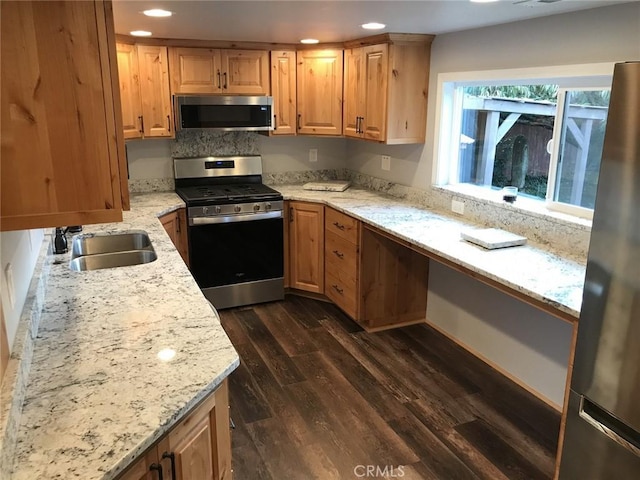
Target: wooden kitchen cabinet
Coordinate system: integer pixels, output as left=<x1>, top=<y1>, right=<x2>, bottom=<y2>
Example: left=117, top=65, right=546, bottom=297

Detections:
left=116, top=43, right=173, bottom=139
left=169, top=48, right=269, bottom=95
left=324, top=208, right=361, bottom=319
left=296, top=49, right=343, bottom=136
left=359, top=226, right=429, bottom=329
left=1, top=0, right=129, bottom=232
left=343, top=34, right=434, bottom=144
left=160, top=209, right=189, bottom=267
left=289, top=202, right=325, bottom=293
left=118, top=379, right=232, bottom=480
left=270, top=51, right=297, bottom=135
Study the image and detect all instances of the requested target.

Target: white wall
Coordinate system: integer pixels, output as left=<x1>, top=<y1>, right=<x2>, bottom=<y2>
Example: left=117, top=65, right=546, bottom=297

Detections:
left=0, top=229, right=44, bottom=351
left=125, top=136, right=348, bottom=180
left=347, top=2, right=640, bottom=407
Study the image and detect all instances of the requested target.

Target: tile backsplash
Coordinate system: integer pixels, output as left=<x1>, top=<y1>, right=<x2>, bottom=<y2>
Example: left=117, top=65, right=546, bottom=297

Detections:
left=171, top=131, right=260, bottom=158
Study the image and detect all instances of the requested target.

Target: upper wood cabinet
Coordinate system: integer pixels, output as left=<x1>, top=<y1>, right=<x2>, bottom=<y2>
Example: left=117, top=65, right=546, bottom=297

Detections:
left=1, top=0, right=129, bottom=232
left=270, top=51, right=297, bottom=136
left=169, top=48, right=269, bottom=95
left=116, top=43, right=173, bottom=139
left=289, top=201, right=325, bottom=293
left=343, top=34, right=434, bottom=144
left=296, top=49, right=343, bottom=136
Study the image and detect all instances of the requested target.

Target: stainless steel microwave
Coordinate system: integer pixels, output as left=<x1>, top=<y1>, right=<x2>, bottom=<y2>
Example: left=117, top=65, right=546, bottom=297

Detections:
left=173, top=95, right=273, bottom=132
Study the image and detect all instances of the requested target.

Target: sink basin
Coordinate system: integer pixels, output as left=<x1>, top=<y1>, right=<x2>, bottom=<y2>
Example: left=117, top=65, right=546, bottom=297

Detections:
left=69, top=250, right=157, bottom=272
left=69, top=231, right=157, bottom=271
left=71, top=230, right=152, bottom=257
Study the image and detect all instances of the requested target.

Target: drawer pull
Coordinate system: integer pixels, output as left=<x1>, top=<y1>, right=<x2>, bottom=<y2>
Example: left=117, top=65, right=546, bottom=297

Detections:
left=150, top=463, right=163, bottom=480
left=162, top=452, right=176, bottom=480
left=332, top=250, right=344, bottom=259
left=332, top=284, right=344, bottom=295
left=333, top=221, right=345, bottom=230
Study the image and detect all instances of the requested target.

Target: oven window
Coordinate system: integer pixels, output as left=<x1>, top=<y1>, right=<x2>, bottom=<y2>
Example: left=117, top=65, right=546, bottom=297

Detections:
left=189, top=217, right=283, bottom=288
left=180, top=104, right=271, bottom=128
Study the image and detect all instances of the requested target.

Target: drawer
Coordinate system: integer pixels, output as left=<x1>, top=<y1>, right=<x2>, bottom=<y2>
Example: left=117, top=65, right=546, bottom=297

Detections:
left=325, top=230, right=358, bottom=278
left=325, top=207, right=359, bottom=245
left=325, top=270, right=358, bottom=319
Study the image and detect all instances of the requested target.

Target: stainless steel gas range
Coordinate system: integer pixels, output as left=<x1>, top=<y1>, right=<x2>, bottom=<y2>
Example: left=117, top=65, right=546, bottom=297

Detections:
left=174, top=155, right=284, bottom=309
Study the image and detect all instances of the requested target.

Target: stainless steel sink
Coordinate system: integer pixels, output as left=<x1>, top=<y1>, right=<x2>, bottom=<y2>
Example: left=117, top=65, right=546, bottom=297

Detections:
left=71, top=231, right=153, bottom=256
left=69, top=231, right=157, bottom=271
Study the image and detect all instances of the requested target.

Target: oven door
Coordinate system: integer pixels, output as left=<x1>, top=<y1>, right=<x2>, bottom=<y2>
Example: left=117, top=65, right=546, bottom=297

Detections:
left=188, top=212, right=284, bottom=309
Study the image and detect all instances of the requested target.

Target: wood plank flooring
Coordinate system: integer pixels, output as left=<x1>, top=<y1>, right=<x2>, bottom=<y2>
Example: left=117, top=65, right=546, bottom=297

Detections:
left=219, top=295, right=560, bottom=480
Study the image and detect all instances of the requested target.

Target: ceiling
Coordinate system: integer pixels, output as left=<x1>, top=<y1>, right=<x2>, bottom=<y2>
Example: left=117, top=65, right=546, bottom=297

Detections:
left=112, top=0, right=633, bottom=44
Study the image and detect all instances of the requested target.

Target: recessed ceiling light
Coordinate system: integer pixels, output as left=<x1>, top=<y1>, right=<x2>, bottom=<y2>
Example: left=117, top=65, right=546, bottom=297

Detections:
left=362, top=22, right=386, bottom=30
left=300, top=38, right=319, bottom=44
left=130, top=30, right=152, bottom=37
left=143, top=9, right=173, bottom=17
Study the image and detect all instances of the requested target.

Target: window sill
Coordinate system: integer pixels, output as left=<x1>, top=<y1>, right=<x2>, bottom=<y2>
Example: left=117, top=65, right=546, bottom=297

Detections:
left=433, top=183, right=592, bottom=232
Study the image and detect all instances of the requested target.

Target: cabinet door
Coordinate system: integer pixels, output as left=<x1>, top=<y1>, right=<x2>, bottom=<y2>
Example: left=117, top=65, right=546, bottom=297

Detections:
left=166, top=380, right=232, bottom=480
left=362, top=44, right=388, bottom=142
left=169, top=48, right=222, bottom=94
left=296, top=49, right=343, bottom=136
left=270, top=51, right=297, bottom=135
left=221, top=49, right=269, bottom=95
left=290, top=202, right=324, bottom=293
left=137, top=45, right=173, bottom=137
left=343, top=48, right=363, bottom=139
left=1, top=0, right=126, bottom=231
left=116, top=43, right=143, bottom=139
left=160, top=209, right=189, bottom=267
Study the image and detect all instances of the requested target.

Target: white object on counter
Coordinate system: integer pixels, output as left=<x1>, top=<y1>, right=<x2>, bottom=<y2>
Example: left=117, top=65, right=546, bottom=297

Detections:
left=461, top=228, right=527, bottom=249
left=303, top=180, right=351, bottom=192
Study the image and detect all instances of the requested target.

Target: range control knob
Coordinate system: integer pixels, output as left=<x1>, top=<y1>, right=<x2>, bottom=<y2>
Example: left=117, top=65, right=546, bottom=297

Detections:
left=215, top=206, right=222, bottom=214
left=202, top=206, right=209, bottom=215
left=253, top=203, right=261, bottom=212
left=234, top=205, right=241, bottom=213
left=265, top=202, right=272, bottom=211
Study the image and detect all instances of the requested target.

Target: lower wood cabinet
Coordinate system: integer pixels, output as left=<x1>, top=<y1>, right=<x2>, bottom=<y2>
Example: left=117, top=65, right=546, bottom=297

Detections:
left=288, top=201, right=324, bottom=294
left=118, top=379, right=232, bottom=480
left=160, top=209, right=189, bottom=267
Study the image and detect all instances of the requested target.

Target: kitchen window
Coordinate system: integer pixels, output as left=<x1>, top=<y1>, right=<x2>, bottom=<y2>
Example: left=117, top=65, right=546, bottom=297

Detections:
left=433, top=64, right=613, bottom=219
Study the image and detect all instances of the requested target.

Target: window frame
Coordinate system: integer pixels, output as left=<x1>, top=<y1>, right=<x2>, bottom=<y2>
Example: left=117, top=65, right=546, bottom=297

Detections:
left=432, top=62, right=615, bottom=220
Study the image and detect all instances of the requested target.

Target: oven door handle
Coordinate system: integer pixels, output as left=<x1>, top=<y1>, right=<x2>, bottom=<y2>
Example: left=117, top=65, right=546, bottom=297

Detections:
left=190, top=210, right=283, bottom=226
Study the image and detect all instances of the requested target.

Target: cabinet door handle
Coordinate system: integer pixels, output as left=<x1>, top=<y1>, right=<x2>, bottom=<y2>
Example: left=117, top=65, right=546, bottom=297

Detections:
left=138, top=115, right=144, bottom=134
left=333, top=250, right=344, bottom=259
left=333, top=221, right=345, bottom=230
left=167, top=115, right=171, bottom=132
left=162, top=452, right=177, bottom=480
left=273, top=114, right=277, bottom=130
left=149, top=463, right=164, bottom=480
left=223, top=72, right=227, bottom=89
left=332, top=284, right=344, bottom=295
left=290, top=207, right=294, bottom=222
left=217, top=70, right=221, bottom=88
left=176, top=215, right=181, bottom=233
left=360, top=116, right=365, bottom=134
left=297, top=114, right=301, bottom=131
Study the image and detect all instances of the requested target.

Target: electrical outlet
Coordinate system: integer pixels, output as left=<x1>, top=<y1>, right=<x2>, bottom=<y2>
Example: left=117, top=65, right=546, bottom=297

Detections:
left=309, top=148, right=318, bottom=162
left=451, top=200, right=465, bottom=215
left=381, top=155, right=391, bottom=171
left=4, top=263, right=15, bottom=309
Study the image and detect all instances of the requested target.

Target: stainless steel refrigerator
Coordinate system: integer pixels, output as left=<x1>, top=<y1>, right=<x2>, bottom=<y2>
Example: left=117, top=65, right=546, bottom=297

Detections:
left=559, top=61, right=640, bottom=478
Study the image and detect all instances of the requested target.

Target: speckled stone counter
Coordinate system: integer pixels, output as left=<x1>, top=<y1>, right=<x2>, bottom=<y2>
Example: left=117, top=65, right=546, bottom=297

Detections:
left=276, top=185, right=586, bottom=319
left=9, top=192, right=239, bottom=480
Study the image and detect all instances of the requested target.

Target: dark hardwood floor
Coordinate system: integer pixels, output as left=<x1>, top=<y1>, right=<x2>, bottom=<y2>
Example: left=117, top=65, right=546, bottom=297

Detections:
left=219, top=295, right=560, bottom=480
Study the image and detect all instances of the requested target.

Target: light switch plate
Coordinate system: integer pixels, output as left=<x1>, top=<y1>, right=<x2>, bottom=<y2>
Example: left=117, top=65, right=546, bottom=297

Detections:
left=381, top=155, right=391, bottom=171
left=4, top=263, right=15, bottom=309
left=452, top=200, right=465, bottom=215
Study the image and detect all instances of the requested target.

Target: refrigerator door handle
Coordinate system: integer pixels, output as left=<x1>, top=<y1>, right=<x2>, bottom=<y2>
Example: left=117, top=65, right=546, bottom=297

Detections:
left=579, top=396, right=640, bottom=457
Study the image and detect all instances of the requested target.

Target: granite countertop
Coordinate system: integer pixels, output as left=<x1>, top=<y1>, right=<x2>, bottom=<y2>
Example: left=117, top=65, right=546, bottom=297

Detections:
left=9, top=192, right=239, bottom=480
left=277, top=185, right=586, bottom=319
